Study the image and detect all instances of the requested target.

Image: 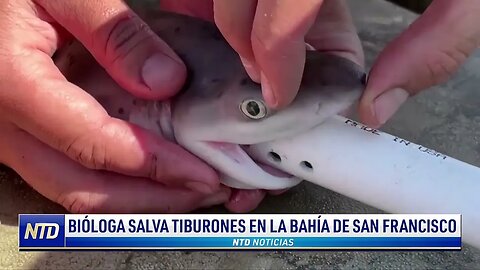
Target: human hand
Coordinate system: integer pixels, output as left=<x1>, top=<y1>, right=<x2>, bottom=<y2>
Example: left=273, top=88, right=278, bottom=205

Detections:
left=161, top=0, right=364, bottom=109
left=160, top=0, right=364, bottom=213
left=0, top=0, right=231, bottom=213
left=358, top=0, right=480, bottom=128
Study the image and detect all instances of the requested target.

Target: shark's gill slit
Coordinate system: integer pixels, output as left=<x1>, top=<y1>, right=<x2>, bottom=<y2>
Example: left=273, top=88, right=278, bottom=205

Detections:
left=300, top=161, right=314, bottom=171
left=268, top=151, right=282, bottom=162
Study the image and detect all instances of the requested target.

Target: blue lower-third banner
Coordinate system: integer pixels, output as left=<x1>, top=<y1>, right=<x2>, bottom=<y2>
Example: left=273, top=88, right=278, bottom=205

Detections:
left=19, top=214, right=462, bottom=250
left=64, top=236, right=460, bottom=249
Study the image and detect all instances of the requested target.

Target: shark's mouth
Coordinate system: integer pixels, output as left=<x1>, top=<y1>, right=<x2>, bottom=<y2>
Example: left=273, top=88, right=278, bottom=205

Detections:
left=206, top=142, right=292, bottom=177
left=256, top=161, right=293, bottom=177
left=201, top=141, right=300, bottom=190
left=135, top=100, right=301, bottom=190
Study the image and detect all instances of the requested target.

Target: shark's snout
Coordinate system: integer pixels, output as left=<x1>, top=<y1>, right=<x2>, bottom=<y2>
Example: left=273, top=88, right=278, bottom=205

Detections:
left=55, top=10, right=366, bottom=191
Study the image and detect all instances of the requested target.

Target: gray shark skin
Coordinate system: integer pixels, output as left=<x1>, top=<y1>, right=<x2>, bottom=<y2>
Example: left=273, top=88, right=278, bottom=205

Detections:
left=54, top=10, right=366, bottom=190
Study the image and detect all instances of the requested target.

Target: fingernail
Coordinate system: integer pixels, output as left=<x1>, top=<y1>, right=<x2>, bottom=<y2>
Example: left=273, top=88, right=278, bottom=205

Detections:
left=261, top=72, right=277, bottom=107
left=240, top=57, right=261, bottom=82
left=200, top=190, right=230, bottom=208
left=142, top=53, right=182, bottom=91
left=373, top=88, right=409, bottom=126
left=185, top=181, right=214, bottom=194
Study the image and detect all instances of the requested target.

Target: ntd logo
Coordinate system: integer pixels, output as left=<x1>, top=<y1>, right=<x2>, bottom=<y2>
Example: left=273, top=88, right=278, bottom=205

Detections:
left=24, top=223, right=60, bottom=240
left=19, top=214, right=65, bottom=249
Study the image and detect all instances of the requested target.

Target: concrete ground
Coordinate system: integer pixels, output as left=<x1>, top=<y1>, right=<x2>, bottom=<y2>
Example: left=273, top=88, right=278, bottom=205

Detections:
left=2, top=0, right=480, bottom=269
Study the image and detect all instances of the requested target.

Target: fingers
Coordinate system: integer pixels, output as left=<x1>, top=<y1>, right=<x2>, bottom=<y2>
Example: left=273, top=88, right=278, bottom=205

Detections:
left=2, top=53, right=218, bottom=192
left=213, top=0, right=260, bottom=82
left=251, top=0, right=324, bottom=108
left=224, top=189, right=266, bottom=213
left=166, top=0, right=362, bottom=112
left=0, top=125, right=230, bottom=213
left=213, top=0, right=325, bottom=108
left=359, top=0, right=480, bottom=127
left=305, top=0, right=364, bottom=67
left=36, top=0, right=186, bottom=100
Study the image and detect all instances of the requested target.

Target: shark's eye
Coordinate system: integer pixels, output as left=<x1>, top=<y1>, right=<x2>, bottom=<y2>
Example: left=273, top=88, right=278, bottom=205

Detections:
left=240, top=99, right=267, bottom=120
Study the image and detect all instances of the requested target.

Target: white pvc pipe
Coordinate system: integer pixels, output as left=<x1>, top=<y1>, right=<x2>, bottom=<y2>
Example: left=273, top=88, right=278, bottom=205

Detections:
left=245, top=115, right=480, bottom=249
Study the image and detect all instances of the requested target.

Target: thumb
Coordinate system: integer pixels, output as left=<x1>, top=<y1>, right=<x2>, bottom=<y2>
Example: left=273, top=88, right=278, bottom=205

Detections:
left=36, top=0, right=186, bottom=100
left=359, top=0, right=480, bottom=128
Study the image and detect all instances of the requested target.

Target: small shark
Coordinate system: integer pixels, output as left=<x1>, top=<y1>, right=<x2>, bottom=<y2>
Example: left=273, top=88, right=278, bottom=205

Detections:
left=54, top=10, right=365, bottom=190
